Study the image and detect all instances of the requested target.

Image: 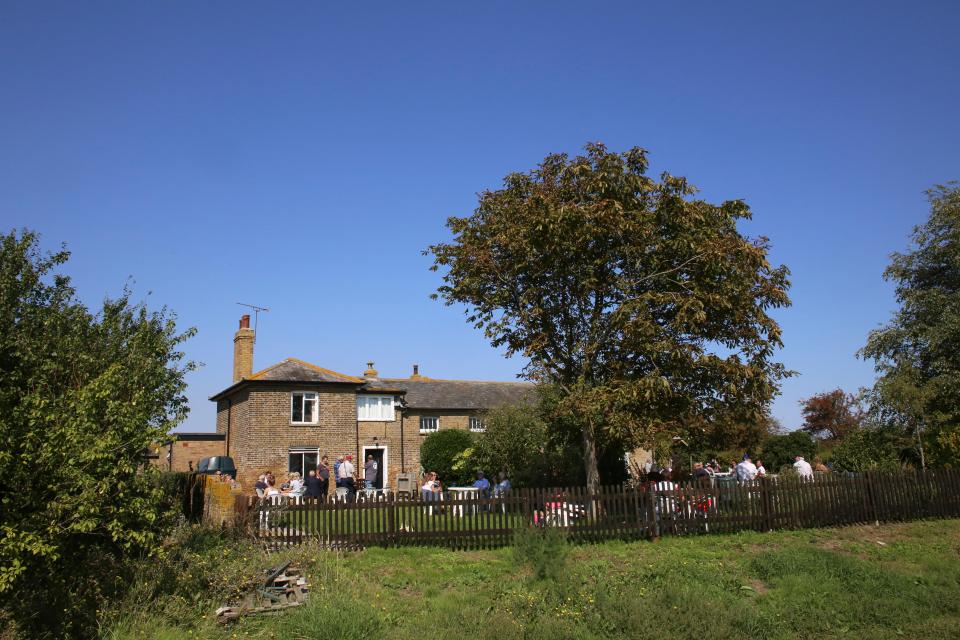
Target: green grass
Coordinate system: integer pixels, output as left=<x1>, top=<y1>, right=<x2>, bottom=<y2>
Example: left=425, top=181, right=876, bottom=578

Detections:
left=102, top=519, right=960, bottom=640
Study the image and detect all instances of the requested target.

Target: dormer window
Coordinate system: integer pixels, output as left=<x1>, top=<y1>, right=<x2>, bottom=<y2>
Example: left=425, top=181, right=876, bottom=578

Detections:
left=291, top=392, right=318, bottom=424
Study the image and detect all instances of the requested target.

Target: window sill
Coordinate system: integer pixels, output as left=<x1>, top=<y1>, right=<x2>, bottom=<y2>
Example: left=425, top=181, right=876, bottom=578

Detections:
left=290, top=422, right=319, bottom=427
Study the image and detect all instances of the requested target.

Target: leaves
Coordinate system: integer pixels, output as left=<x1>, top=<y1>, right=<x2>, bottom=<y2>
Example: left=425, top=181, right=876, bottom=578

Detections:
left=859, top=183, right=960, bottom=467
left=427, top=143, right=791, bottom=485
left=0, top=229, right=195, bottom=637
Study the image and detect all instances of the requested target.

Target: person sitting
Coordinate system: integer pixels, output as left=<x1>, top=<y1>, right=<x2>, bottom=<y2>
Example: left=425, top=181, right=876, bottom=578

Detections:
left=287, top=472, right=306, bottom=497
left=264, top=479, right=282, bottom=501
left=421, top=472, right=437, bottom=502
left=473, top=471, right=491, bottom=498
left=493, top=471, right=511, bottom=497
left=254, top=474, right=267, bottom=498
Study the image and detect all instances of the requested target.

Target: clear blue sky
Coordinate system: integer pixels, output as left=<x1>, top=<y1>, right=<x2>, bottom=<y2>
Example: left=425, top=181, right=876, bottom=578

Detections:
left=2, top=1, right=958, bottom=434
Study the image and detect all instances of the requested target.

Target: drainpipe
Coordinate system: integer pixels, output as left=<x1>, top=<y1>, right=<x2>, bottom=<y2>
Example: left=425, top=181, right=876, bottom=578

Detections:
left=225, top=398, right=232, bottom=458
left=400, top=410, right=405, bottom=472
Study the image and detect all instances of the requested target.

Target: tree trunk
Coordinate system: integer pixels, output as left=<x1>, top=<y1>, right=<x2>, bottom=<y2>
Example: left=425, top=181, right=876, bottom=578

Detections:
left=582, top=418, right=600, bottom=516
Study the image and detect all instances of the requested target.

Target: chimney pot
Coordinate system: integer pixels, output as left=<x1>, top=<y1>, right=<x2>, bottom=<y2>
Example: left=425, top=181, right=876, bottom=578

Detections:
left=413, top=364, right=419, bottom=376
left=239, top=314, right=250, bottom=329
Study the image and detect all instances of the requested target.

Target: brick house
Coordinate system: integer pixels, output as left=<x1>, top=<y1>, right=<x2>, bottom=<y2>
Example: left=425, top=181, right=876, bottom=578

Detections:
left=209, top=315, right=534, bottom=490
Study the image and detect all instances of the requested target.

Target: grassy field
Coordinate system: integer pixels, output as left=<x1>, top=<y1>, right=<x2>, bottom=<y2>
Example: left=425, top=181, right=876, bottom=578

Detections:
left=103, top=519, right=960, bottom=640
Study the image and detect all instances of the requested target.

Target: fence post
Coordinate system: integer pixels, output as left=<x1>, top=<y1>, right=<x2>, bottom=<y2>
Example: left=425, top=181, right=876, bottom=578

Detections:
left=760, top=477, right=773, bottom=532
left=646, top=485, right=660, bottom=540
left=386, top=492, right=396, bottom=548
left=865, top=471, right=879, bottom=525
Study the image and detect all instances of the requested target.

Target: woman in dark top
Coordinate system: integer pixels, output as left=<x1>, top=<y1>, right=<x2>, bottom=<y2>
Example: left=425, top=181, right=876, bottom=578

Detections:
left=316, top=455, right=331, bottom=499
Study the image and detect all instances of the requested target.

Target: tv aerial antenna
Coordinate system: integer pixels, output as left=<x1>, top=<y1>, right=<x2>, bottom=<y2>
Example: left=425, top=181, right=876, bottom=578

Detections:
left=237, top=302, right=269, bottom=343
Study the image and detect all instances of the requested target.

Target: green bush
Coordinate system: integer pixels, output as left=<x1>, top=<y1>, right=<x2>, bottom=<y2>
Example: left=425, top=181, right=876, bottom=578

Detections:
left=760, top=430, right=817, bottom=470
left=420, top=429, right=475, bottom=485
left=0, top=231, right=195, bottom=639
left=831, top=428, right=901, bottom=472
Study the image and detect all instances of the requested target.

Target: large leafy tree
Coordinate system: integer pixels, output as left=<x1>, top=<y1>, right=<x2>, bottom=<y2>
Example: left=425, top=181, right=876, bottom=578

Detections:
left=428, top=143, right=791, bottom=492
left=0, top=230, right=195, bottom=638
left=799, top=389, right=862, bottom=440
left=860, top=184, right=960, bottom=467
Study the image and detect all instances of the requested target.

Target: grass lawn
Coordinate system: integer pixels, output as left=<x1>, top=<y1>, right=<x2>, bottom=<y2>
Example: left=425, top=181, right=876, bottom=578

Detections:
left=103, top=519, right=960, bottom=640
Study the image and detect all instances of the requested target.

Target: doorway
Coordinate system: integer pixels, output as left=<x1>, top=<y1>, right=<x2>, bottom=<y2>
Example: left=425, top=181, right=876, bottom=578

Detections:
left=361, top=446, right=387, bottom=490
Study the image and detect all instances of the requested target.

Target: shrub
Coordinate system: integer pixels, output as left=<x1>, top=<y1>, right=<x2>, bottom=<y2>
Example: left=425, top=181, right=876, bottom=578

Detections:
left=420, top=429, right=475, bottom=485
left=760, top=430, right=817, bottom=470
left=831, top=428, right=901, bottom=472
left=0, top=231, right=195, bottom=639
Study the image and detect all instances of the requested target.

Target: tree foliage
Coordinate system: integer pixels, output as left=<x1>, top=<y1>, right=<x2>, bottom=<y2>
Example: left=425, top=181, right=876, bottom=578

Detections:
left=472, top=398, right=583, bottom=487
left=0, top=230, right=195, bottom=638
left=428, top=143, right=791, bottom=489
left=860, top=184, right=960, bottom=466
left=830, top=429, right=901, bottom=472
left=799, top=389, right=862, bottom=440
left=419, top=428, right=475, bottom=485
left=759, top=430, right=817, bottom=472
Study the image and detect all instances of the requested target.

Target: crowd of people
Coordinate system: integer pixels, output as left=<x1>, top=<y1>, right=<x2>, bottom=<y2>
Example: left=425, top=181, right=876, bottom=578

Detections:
left=641, top=452, right=832, bottom=489
left=419, top=470, right=512, bottom=502
left=252, top=452, right=512, bottom=505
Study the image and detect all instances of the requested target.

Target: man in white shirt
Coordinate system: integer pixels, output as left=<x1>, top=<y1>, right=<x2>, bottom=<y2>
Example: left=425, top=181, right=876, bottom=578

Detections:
left=735, top=455, right=758, bottom=482
left=794, top=456, right=814, bottom=479
left=338, top=454, right=356, bottom=501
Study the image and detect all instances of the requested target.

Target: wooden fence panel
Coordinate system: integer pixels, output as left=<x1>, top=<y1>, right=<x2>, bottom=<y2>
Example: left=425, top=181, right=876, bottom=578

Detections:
left=247, top=471, right=960, bottom=550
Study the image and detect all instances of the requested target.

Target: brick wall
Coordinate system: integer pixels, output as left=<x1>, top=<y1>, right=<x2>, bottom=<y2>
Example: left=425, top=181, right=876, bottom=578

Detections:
left=147, top=437, right=225, bottom=473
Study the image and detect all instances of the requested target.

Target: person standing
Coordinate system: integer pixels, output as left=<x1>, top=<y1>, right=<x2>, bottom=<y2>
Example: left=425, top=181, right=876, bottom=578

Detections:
left=333, top=456, right=344, bottom=490
left=364, top=454, right=379, bottom=490
left=794, top=456, right=814, bottom=479
left=736, top=455, right=758, bottom=483
left=339, top=454, right=356, bottom=501
left=317, top=455, right=330, bottom=498
left=305, top=469, right=323, bottom=498
left=755, top=459, right=767, bottom=478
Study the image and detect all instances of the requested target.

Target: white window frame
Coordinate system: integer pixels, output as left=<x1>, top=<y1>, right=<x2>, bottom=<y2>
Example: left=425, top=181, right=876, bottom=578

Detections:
left=290, top=391, right=319, bottom=425
left=357, top=395, right=395, bottom=422
left=469, top=417, right=485, bottom=433
left=419, top=416, right=439, bottom=433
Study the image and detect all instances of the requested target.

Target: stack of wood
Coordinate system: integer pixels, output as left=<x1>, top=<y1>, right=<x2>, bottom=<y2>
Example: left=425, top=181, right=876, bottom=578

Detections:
left=216, top=561, right=309, bottom=623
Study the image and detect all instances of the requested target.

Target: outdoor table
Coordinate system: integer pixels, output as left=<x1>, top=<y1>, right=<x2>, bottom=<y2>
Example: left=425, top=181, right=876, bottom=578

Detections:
left=447, top=486, right=479, bottom=517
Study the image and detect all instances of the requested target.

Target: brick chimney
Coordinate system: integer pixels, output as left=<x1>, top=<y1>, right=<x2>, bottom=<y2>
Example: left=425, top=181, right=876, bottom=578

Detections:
left=233, top=315, right=255, bottom=382
left=410, top=364, right=422, bottom=380
left=363, top=360, right=379, bottom=381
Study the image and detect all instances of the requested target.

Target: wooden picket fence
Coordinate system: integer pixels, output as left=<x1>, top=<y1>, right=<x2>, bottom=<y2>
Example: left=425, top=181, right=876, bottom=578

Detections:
left=238, top=469, right=960, bottom=550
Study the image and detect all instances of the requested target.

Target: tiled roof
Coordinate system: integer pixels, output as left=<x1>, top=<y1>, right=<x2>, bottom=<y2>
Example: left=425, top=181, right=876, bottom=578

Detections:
left=210, top=357, right=534, bottom=409
left=247, top=358, right=364, bottom=384
left=366, top=377, right=535, bottom=410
